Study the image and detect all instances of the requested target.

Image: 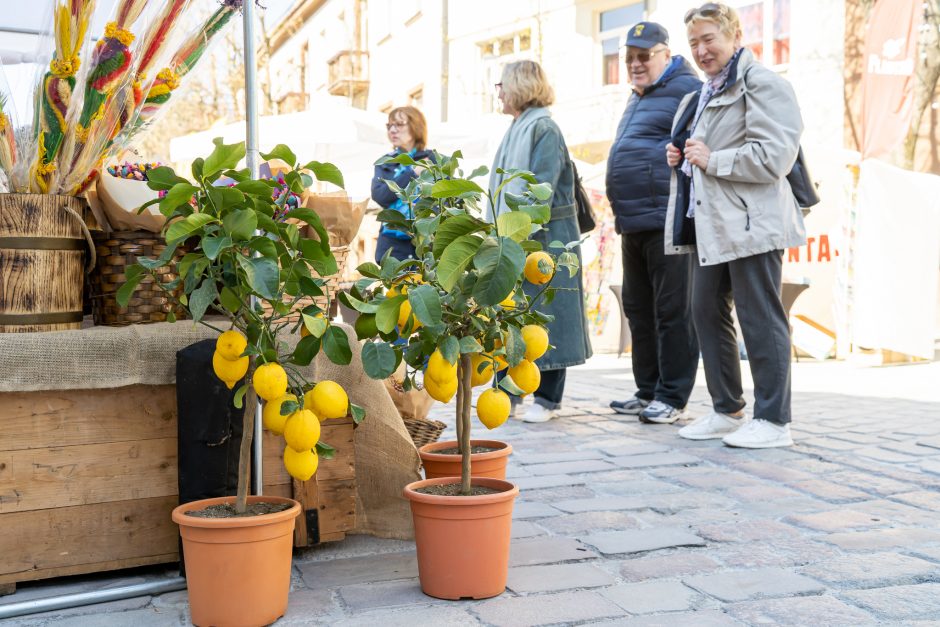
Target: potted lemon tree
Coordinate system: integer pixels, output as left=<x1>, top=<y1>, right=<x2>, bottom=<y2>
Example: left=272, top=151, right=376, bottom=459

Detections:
left=344, top=150, right=579, bottom=600
left=118, top=139, right=362, bottom=626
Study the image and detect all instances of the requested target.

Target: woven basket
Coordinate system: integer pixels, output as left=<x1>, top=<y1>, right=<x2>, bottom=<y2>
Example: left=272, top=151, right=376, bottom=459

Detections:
left=89, top=231, right=185, bottom=326
left=403, top=417, right=447, bottom=449
left=262, top=244, right=349, bottom=321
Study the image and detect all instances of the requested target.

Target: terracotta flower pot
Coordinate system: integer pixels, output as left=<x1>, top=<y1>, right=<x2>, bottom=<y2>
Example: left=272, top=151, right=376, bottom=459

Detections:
left=172, top=495, right=301, bottom=627
left=404, top=476, right=519, bottom=600
left=419, top=439, right=512, bottom=480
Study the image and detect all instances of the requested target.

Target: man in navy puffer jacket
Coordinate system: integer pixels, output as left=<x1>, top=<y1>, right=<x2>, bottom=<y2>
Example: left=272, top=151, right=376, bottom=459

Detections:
left=607, top=22, right=701, bottom=425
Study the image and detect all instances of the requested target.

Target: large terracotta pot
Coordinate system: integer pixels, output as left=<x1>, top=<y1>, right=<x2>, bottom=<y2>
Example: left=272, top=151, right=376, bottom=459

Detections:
left=172, top=495, right=301, bottom=627
left=418, top=439, right=512, bottom=480
left=403, top=476, right=518, bottom=600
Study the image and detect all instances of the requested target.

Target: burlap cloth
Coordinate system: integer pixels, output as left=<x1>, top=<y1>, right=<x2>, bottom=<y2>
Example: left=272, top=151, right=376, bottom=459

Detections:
left=0, top=321, right=420, bottom=539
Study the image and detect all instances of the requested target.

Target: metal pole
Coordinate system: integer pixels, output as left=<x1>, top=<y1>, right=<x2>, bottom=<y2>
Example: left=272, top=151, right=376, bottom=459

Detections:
left=0, top=579, right=186, bottom=620
left=242, top=0, right=264, bottom=496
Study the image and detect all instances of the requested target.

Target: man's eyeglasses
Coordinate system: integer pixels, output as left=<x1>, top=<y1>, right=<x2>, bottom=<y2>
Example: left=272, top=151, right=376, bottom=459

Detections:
left=625, top=48, right=667, bottom=64
left=684, top=2, right=725, bottom=24
left=386, top=122, right=407, bottom=131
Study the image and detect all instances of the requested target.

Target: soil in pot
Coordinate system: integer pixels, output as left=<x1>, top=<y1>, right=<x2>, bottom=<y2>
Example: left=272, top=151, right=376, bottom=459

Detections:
left=433, top=445, right=503, bottom=455
left=184, top=502, right=293, bottom=518
left=415, top=484, right=502, bottom=497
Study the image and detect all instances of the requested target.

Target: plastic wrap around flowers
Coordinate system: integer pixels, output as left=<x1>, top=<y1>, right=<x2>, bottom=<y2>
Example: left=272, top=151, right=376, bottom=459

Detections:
left=271, top=174, right=301, bottom=221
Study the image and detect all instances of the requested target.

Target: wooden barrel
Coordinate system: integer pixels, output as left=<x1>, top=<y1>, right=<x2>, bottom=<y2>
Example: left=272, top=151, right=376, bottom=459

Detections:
left=0, top=193, right=89, bottom=332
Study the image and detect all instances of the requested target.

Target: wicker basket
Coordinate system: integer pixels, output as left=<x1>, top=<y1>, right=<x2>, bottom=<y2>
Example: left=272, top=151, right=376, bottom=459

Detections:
left=262, top=244, right=349, bottom=321
left=89, top=231, right=185, bottom=326
left=403, top=417, right=447, bottom=449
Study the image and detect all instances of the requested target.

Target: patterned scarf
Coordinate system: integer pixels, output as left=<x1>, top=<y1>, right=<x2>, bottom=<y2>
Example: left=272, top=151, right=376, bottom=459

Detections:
left=682, top=47, right=743, bottom=217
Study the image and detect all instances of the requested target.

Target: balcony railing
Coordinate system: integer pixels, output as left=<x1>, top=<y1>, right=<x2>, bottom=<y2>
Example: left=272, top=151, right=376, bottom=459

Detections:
left=327, top=50, right=370, bottom=100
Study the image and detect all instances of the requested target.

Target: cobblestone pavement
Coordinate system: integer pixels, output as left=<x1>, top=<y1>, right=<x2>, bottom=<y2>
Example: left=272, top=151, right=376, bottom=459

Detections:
left=4, top=356, right=940, bottom=626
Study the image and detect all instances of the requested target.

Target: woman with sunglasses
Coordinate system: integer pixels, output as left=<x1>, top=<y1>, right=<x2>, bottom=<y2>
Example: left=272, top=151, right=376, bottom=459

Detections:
left=487, top=60, right=592, bottom=423
left=371, top=106, right=435, bottom=263
left=665, top=3, right=806, bottom=448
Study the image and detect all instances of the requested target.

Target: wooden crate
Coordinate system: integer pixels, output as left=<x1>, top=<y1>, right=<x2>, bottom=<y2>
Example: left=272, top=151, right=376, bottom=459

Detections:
left=0, top=385, right=356, bottom=593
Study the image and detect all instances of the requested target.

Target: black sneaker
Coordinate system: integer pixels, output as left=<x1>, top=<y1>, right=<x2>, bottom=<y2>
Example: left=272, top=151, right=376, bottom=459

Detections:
left=639, top=400, right=687, bottom=424
left=610, top=396, right=650, bottom=415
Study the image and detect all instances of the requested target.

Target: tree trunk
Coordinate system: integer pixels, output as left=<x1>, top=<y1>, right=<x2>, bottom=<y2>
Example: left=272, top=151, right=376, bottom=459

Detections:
left=235, top=359, right=257, bottom=514
left=458, top=354, right=473, bottom=496
left=903, top=0, right=940, bottom=169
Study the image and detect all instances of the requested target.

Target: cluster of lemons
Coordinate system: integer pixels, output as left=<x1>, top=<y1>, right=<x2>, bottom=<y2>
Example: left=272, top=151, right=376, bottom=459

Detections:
left=420, top=251, right=554, bottom=431
left=212, top=330, right=349, bottom=482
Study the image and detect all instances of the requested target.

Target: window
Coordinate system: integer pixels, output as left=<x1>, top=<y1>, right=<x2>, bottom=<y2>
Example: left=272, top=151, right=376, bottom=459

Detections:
left=731, top=0, right=790, bottom=67
left=477, top=29, right=533, bottom=113
left=598, top=4, right=644, bottom=85
left=408, top=86, right=424, bottom=108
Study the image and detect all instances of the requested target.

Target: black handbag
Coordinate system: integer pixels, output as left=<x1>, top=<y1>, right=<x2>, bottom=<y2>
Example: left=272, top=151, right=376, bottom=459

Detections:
left=571, top=161, right=596, bottom=233
left=787, top=146, right=820, bottom=209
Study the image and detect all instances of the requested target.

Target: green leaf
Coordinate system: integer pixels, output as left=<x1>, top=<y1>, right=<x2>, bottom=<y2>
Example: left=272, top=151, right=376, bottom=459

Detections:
left=159, top=183, right=198, bottom=215
left=521, top=203, right=551, bottom=225
left=558, top=251, right=581, bottom=278
left=430, top=179, right=484, bottom=199
left=315, top=441, right=336, bottom=459
left=340, top=291, right=379, bottom=314
left=298, top=275, right=324, bottom=298
left=528, top=182, right=553, bottom=201
left=260, top=144, right=297, bottom=167
left=439, top=335, right=460, bottom=364
left=166, top=212, right=215, bottom=244
left=222, top=208, right=257, bottom=240
left=233, top=383, right=249, bottom=409
left=291, top=335, right=321, bottom=366
left=376, top=295, right=406, bottom=333
left=207, top=186, right=245, bottom=212
left=437, top=234, right=482, bottom=292
left=203, top=138, right=246, bottom=178
left=116, top=265, right=146, bottom=307
left=301, top=313, right=329, bottom=338
left=499, top=376, right=525, bottom=396
left=235, top=180, right=274, bottom=196
left=322, top=326, right=352, bottom=365
left=459, top=336, right=483, bottom=354
left=505, top=324, right=526, bottom=367
left=189, top=278, right=219, bottom=322
left=202, top=235, right=232, bottom=260
left=361, top=341, right=397, bottom=379
left=302, top=160, right=345, bottom=189
left=376, top=153, right=417, bottom=167
left=236, top=255, right=279, bottom=299
left=146, top=166, right=188, bottom=191
left=356, top=262, right=382, bottom=279
left=407, top=284, right=442, bottom=326
left=432, top=214, right=487, bottom=258
left=468, top=165, right=489, bottom=179
left=285, top=208, right=331, bottom=253
left=496, top=211, right=533, bottom=242
left=349, top=403, right=366, bottom=425
left=248, top=236, right=278, bottom=259
left=280, top=400, right=300, bottom=415
left=520, top=239, right=543, bottom=254
left=219, top=286, right=243, bottom=313
left=472, top=236, right=526, bottom=306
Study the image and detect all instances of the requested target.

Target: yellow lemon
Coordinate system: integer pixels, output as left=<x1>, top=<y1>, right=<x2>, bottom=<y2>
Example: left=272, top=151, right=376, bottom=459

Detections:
left=470, top=353, right=494, bottom=387
left=306, top=380, right=349, bottom=420
left=216, top=330, right=247, bottom=361
left=283, top=446, right=319, bottom=481
left=524, top=251, right=555, bottom=285
left=508, top=359, right=540, bottom=395
left=521, top=325, right=549, bottom=361
left=262, top=393, right=297, bottom=435
left=393, top=272, right=423, bottom=286
left=283, top=408, right=322, bottom=451
left=426, top=349, right=457, bottom=385
left=397, top=300, right=422, bottom=332
left=253, top=362, right=288, bottom=402
left=212, top=351, right=248, bottom=389
left=499, top=294, right=518, bottom=309
left=477, top=388, right=511, bottom=429
left=424, top=374, right=458, bottom=403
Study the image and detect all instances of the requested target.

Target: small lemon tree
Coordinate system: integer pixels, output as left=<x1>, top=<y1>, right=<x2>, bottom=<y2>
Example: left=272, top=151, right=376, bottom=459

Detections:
left=117, top=139, right=364, bottom=514
left=346, top=151, right=579, bottom=495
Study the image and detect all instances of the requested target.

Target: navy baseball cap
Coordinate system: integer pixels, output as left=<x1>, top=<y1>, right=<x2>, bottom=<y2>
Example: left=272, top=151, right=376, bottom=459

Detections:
left=625, top=22, right=669, bottom=49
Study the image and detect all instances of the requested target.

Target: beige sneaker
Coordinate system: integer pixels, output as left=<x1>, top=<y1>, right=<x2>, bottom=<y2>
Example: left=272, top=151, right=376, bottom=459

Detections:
left=678, top=410, right=748, bottom=440
left=722, top=419, right=793, bottom=448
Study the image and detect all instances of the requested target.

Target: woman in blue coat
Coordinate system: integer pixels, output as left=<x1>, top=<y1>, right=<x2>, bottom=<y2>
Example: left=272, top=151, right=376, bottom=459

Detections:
left=371, top=106, right=435, bottom=262
left=488, top=60, right=593, bottom=423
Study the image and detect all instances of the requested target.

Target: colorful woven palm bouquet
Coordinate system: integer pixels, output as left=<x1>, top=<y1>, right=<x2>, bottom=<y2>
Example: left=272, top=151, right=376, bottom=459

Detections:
left=0, top=0, right=244, bottom=197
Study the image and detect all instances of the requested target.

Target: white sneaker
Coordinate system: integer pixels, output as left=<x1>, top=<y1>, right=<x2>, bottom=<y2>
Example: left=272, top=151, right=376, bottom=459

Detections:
left=522, top=404, right=559, bottom=423
left=509, top=401, right=524, bottom=420
left=639, top=401, right=687, bottom=424
left=722, top=419, right=793, bottom=448
left=678, top=410, right=748, bottom=440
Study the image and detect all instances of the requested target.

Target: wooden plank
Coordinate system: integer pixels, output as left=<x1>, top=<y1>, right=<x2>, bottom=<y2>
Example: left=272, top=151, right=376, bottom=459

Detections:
left=0, top=583, right=14, bottom=596
left=0, top=495, right=179, bottom=584
left=292, top=477, right=315, bottom=546
left=317, top=479, right=356, bottom=536
left=0, top=555, right=178, bottom=588
left=0, top=386, right=177, bottom=452
left=0, top=438, right=176, bottom=513
left=261, top=418, right=355, bottom=486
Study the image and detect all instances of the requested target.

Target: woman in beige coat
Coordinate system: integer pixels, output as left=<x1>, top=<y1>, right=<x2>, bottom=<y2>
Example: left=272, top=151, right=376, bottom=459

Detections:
left=665, top=2, right=806, bottom=448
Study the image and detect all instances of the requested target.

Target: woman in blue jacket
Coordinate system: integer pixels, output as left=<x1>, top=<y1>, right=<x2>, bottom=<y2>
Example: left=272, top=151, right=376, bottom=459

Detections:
left=371, top=106, right=435, bottom=262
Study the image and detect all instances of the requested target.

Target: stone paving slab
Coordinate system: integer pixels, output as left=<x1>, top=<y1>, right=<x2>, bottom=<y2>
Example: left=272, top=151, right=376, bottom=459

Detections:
left=588, top=609, right=741, bottom=627
left=800, top=552, right=940, bottom=587
left=297, top=551, right=418, bottom=589
left=601, top=580, right=702, bottom=614
left=724, top=595, right=877, bottom=626
left=684, top=568, right=825, bottom=602
left=473, top=590, right=625, bottom=626
left=331, top=604, right=480, bottom=627
left=839, top=583, right=940, bottom=620
left=581, top=528, right=706, bottom=555
left=506, top=562, right=615, bottom=594
left=508, top=537, right=598, bottom=567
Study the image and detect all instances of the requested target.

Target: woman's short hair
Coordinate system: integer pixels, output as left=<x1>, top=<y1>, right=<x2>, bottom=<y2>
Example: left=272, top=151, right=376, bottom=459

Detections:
left=684, top=2, right=741, bottom=40
left=500, top=60, right=555, bottom=112
left=388, top=106, right=428, bottom=150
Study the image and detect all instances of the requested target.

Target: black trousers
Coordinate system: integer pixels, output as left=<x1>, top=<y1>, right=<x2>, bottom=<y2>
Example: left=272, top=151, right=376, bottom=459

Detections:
left=620, top=230, right=698, bottom=408
left=692, top=250, right=792, bottom=425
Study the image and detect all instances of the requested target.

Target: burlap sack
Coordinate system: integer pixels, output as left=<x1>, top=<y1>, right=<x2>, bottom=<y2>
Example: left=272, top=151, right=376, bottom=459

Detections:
left=383, top=363, right=435, bottom=421
left=0, top=321, right=420, bottom=539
